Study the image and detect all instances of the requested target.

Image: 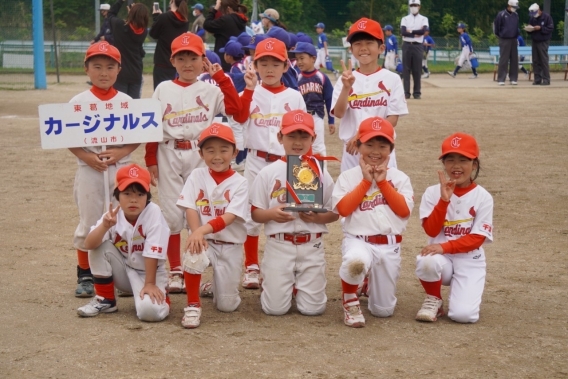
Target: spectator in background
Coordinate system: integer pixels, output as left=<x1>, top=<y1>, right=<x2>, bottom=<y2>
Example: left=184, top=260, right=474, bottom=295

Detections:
left=191, top=3, right=206, bottom=40
left=493, top=0, right=520, bottom=85
left=204, top=0, right=248, bottom=72
left=400, top=0, right=429, bottom=99
left=150, top=0, right=190, bottom=89
left=527, top=3, right=554, bottom=85
left=91, top=4, right=114, bottom=45
left=259, top=8, right=286, bottom=31
left=108, top=0, right=149, bottom=99
left=422, top=28, right=434, bottom=78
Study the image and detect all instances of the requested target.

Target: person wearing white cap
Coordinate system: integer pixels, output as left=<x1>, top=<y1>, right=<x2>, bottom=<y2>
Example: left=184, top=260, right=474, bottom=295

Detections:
left=400, top=0, right=429, bottom=99
left=527, top=3, right=554, bottom=85
left=493, top=0, right=520, bottom=85
left=90, top=4, right=114, bottom=45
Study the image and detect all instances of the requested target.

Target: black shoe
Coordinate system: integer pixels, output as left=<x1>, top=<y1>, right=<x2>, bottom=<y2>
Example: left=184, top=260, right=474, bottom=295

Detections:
left=541, top=82, right=550, bottom=86
left=405, top=94, right=411, bottom=99
left=413, top=94, right=421, bottom=99
left=532, top=81, right=541, bottom=85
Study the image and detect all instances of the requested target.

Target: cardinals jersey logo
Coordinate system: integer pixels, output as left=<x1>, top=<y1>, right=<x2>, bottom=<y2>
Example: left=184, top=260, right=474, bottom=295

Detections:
left=212, top=189, right=231, bottom=216
left=196, top=96, right=210, bottom=112
left=138, top=225, right=146, bottom=239
left=250, top=104, right=285, bottom=128
left=347, top=87, right=389, bottom=109
left=284, top=103, right=292, bottom=112
left=270, top=180, right=287, bottom=204
left=357, top=20, right=368, bottom=30
left=378, top=81, right=390, bottom=96
left=163, top=103, right=209, bottom=127
left=195, top=189, right=211, bottom=216
left=129, top=166, right=139, bottom=178
left=451, top=136, right=462, bottom=148
left=113, top=233, right=144, bottom=254
left=469, top=206, right=476, bottom=217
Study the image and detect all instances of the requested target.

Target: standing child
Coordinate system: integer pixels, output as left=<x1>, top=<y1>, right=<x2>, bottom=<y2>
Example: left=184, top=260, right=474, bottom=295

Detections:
left=70, top=42, right=139, bottom=298
left=77, top=164, right=170, bottom=321
left=314, top=23, right=339, bottom=79
left=266, top=26, right=299, bottom=90
left=251, top=110, right=339, bottom=315
left=383, top=25, right=398, bottom=72
left=332, top=117, right=414, bottom=327
left=221, top=39, right=246, bottom=74
left=331, top=18, right=408, bottom=173
left=415, top=133, right=493, bottom=323
left=176, top=124, right=249, bottom=328
left=422, top=28, right=435, bottom=78
left=291, top=42, right=335, bottom=155
left=447, top=23, right=478, bottom=79
left=517, top=33, right=530, bottom=78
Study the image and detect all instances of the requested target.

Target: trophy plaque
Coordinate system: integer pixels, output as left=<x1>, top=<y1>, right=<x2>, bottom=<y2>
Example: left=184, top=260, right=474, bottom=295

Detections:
left=284, top=155, right=327, bottom=213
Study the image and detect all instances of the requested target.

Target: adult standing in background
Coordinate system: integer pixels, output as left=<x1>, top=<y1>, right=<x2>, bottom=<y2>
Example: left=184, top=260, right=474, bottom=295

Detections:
left=149, top=0, right=190, bottom=89
left=91, top=4, right=114, bottom=45
left=204, top=0, right=248, bottom=72
left=527, top=3, right=554, bottom=86
left=191, top=3, right=206, bottom=40
left=400, top=0, right=429, bottom=99
left=493, top=0, right=520, bottom=86
left=259, top=8, right=286, bottom=31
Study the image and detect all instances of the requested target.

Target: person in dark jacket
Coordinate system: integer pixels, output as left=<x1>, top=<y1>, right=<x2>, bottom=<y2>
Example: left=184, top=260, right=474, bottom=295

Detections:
left=91, top=4, right=114, bottom=45
left=150, top=0, right=190, bottom=89
left=493, top=0, right=520, bottom=85
left=527, top=3, right=554, bottom=85
left=108, top=0, right=149, bottom=98
left=203, top=0, right=248, bottom=72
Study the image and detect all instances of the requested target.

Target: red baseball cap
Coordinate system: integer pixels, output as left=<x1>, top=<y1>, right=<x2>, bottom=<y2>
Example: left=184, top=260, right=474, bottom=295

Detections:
left=357, top=117, right=394, bottom=143
left=85, top=41, right=121, bottom=64
left=280, top=110, right=315, bottom=136
left=254, top=38, right=288, bottom=62
left=198, top=123, right=236, bottom=147
left=439, top=133, right=479, bottom=159
left=347, top=18, right=385, bottom=43
left=116, top=164, right=151, bottom=191
left=171, top=32, right=205, bottom=58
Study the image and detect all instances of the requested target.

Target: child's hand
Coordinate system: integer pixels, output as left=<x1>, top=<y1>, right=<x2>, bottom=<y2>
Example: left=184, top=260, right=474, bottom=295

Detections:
left=359, top=156, right=374, bottom=182
left=372, top=156, right=390, bottom=183
left=340, top=59, right=355, bottom=90
left=140, top=283, right=165, bottom=304
left=345, top=135, right=358, bottom=155
left=438, top=170, right=456, bottom=202
left=298, top=211, right=319, bottom=224
left=83, top=153, right=108, bottom=172
left=103, top=203, right=120, bottom=229
left=186, top=231, right=208, bottom=255
left=269, top=205, right=296, bottom=223
left=203, top=57, right=222, bottom=77
left=328, top=123, right=335, bottom=135
left=148, top=165, right=159, bottom=186
left=244, top=63, right=257, bottom=90
left=98, top=148, right=124, bottom=166
left=420, top=244, right=444, bottom=256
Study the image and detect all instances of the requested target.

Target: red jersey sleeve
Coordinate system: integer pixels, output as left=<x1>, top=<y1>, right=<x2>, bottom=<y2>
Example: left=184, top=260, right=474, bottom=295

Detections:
left=441, top=234, right=486, bottom=254
left=336, top=179, right=372, bottom=217
left=377, top=179, right=410, bottom=218
left=422, top=198, right=450, bottom=237
left=145, top=142, right=159, bottom=167
left=212, top=70, right=241, bottom=116
left=232, top=88, right=254, bottom=124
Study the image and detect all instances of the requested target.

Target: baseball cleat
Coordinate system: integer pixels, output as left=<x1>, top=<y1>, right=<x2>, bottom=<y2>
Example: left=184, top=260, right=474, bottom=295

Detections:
left=511, top=81, right=518, bottom=85
left=415, top=295, right=444, bottom=322
left=469, top=74, right=478, bottom=79
left=75, top=277, right=95, bottom=298
left=168, top=271, right=184, bottom=294
left=199, top=281, right=214, bottom=298
left=77, top=295, right=117, bottom=317
left=343, top=299, right=365, bottom=328
left=356, top=277, right=369, bottom=298
left=422, top=73, right=430, bottom=79
left=181, top=305, right=202, bottom=329
left=447, top=71, right=456, bottom=78
left=524, top=71, right=529, bottom=78
left=242, top=269, right=260, bottom=289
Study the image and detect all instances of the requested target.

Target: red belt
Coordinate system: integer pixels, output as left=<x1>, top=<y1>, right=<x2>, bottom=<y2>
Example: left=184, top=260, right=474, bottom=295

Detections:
left=209, top=240, right=237, bottom=245
left=269, top=233, right=322, bottom=245
left=362, top=235, right=402, bottom=245
left=250, top=149, right=282, bottom=162
left=166, top=139, right=198, bottom=150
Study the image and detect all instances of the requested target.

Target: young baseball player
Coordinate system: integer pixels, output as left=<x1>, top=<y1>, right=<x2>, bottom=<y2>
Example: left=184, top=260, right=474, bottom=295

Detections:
left=229, top=37, right=307, bottom=290
left=383, top=25, right=398, bottom=72
left=332, top=18, right=408, bottom=173
left=290, top=42, right=335, bottom=155
left=266, top=26, right=299, bottom=91
left=447, top=23, right=478, bottom=79
left=77, top=164, right=171, bottom=321
left=314, top=22, right=339, bottom=78
left=69, top=42, right=139, bottom=298
left=517, top=34, right=530, bottom=78
left=415, top=133, right=493, bottom=323
left=332, top=117, right=414, bottom=327
left=176, top=124, right=249, bottom=328
left=145, top=32, right=252, bottom=294
left=251, top=110, right=339, bottom=315
left=221, top=40, right=246, bottom=74
left=422, top=28, right=435, bottom=78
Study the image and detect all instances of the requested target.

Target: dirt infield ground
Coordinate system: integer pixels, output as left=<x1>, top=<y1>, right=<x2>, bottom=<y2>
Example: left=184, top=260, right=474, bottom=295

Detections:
left=1, top=73, right=567, bottom=378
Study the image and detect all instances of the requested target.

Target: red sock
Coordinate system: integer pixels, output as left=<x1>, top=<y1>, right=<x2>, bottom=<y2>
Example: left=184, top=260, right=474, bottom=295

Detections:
left=77, top=250, right=89, bottom=270
left=341, top=279, right=359, bottom=301
left=94, top=281, right=115, bottom=300
left=184, top=272, right=201, bottom=306
left=420, top=279, right=442, bottom=300
left=167, top=234, right=182, bottom=271
left=244, top=235, right=259, bottom=269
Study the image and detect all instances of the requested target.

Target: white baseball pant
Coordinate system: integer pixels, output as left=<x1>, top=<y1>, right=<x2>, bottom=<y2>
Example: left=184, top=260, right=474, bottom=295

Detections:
left=243, top=151, right=273, bottom=236
left=457, top=46, right=471, bottom=67
left=313, top=114, right=326, bottom=156
left=340, top=143, right=397, bottom=173
left=204, top=242, right=243, bottom=312
left=384, top=51, right=397, bottom=71
left=340, top=235, right=402, bottom=317
left=350, top=54, right=360, bottom=69
left=157, top=142, right=205, bottom=234
left=73, top=163, right=125, bottom=251
left=315, top=49, right=327, bottom=70
left=415, top=251, right=486, bottom=323
left=260, top=235, right=327, bottom=316
left=422, top=51, right=429, bottom=69
left=88, top=240, right=170, bottom=321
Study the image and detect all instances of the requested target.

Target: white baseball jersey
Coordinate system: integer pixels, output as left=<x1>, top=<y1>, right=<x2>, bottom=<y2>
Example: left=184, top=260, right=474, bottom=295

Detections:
left=90, top=202, right=170, bottom=271
left=250, top=159, right=334, bottom=235
left=400, top=13, right=429, bottom=43
left=419, top=184, right=494, bottom=248
left=332, top=166, right=414, bottom=236
left=331, top=69, right=408, bottom=143
left=177, top=168, right=249, bottom=243
left=69, top=89, right=132, bottom=165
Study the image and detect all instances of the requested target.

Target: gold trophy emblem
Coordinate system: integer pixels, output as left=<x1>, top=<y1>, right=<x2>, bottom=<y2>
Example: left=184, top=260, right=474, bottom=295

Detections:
left=293, top=161, right=318, bottom=191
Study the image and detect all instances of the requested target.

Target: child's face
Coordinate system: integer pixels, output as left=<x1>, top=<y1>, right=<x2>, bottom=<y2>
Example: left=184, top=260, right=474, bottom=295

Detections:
left=350, top=39, right=385, bottom=66
left=316, top=27, right=324, bottom=34
left=295, top=53, right=316, bottom=72
left=224, top=53, right=235, bottom=65
left=457, top=28, right=464, bottom=34
left=424, top=30, right=430, bottom=36
left=358, top=138, right=391, bottom=167
left=277, top=130, right=315, bottom=155
left=170, top=52, right=203, bottom=83
left=85, top=56, right=120, bottom=90
left=443, top=153, right=477, bottom=188
left=385, top=30, right=392, bottom=36
left=119, top=187, right=148, bottom=222
left=255, top=56, right=288, bottom=87
left=199, top=138, right=238, bottom=173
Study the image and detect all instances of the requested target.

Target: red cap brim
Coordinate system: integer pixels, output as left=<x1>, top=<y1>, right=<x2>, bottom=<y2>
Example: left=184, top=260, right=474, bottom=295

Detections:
left=438, top=149, right=477, bottom=160
left=359, top=131, right=394, bottom=144
left=171, top=47, right=205, bottom=58
left=198, top=135, right=236, bottom=148
left=280, top=125, right=315, bottom=136
left=254, top=51, right=287, bottom=62
left=117, top=178, right=150, bottom=192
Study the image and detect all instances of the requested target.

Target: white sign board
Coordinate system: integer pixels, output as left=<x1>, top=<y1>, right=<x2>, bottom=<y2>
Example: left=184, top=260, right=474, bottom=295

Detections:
left=38, top=98, right=163, bottom=149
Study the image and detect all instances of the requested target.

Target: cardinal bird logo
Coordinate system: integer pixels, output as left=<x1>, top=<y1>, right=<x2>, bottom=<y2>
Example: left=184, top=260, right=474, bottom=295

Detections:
left=251, top=105, right=261, bottom=115
left=163, top=103, right=173, bottom=119
left=469, top=206, right=476, bottom=217
left=196, top=189, right=205, bottom=201
left=271, top=179, right=287, bottom=203
left=224, top=190, right=230, bottom=202
left=272, top=179, right=281, bottom=192
left=138, top=225, right=146, bottom=239
left=284, top=103, right=291, bottom=112
left=378, top=81, right=390, bottom=96
left=196, top=96, right=209, bottom=111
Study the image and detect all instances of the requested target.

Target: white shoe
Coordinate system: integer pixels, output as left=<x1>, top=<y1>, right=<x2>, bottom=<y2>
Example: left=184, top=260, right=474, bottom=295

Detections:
left=511, top=81, right=518, bottom=85
left=447, top=71, right=456, bottom=78
left=242, top=269, right=260, bottom=289
left=415, top=295, right=444, bottom=322
left=524, top=71, right=529, bottom=78
left=343, top=299, right=365, bottom=328
left=168, top=271, right=184, bottom=294
left=422, top=73, right=429, bottom=79
left=334, top=71, right=339, bottom=80
left=199, top=281, right=214, bottom=298
left=498, top=82, right=505, bottom=86
left=77, top=295, right=117, bottom=317
left=469, top=74, right=478, bottom=79
left=181, top=305, right=202, bottom=329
